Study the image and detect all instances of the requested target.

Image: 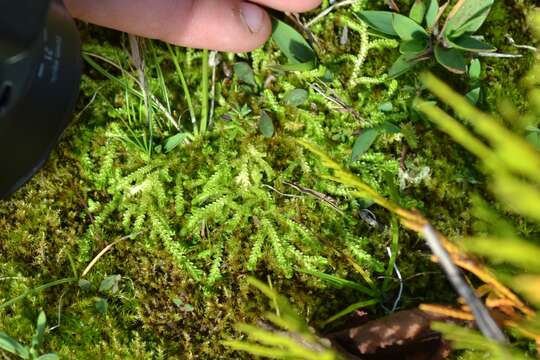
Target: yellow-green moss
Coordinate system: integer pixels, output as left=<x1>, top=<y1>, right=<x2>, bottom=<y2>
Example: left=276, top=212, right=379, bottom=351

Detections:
left=0, top=1, right=537, bottom=357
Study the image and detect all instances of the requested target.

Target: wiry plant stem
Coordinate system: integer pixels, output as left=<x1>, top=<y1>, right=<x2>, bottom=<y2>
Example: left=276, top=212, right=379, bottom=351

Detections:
left=200, top=49, right=210, bottom=134
left=129, top=34, right=153, bottom=157
left=422, top=224, right=508, bottom=344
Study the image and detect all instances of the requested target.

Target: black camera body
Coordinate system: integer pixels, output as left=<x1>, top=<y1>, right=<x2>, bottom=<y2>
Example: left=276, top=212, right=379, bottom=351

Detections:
left=0, top=0, right=82, bottom=198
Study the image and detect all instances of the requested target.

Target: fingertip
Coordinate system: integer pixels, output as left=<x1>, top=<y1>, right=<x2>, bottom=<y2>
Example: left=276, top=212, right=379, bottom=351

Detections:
left=251, top=0, right=322, bottom=13
left=240, top=2, right=265, bottom=34
left=69, top=0, right=274, bottom=53
left=233, top=3, right=272, bottom=52
left=290, top=0, right=322, bottom=12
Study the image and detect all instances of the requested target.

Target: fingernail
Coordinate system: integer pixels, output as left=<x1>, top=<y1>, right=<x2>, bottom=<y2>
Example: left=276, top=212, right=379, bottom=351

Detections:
left=240, top=2, right=264, bottom=33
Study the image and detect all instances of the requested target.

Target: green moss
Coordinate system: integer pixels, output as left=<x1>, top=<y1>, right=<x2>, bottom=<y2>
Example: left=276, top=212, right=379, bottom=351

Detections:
left=0, top=1, right=537, bottom=357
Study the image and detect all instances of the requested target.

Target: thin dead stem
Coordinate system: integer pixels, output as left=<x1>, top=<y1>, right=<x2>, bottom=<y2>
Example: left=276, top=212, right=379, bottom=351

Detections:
left=306, top=0, right=358, bottom=28
left=81, top=233, right=139, bottom=277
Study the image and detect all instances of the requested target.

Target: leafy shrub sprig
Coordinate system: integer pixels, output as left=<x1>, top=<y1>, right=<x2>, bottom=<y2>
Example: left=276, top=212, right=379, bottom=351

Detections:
left=359, top=0, right=496, bottom=77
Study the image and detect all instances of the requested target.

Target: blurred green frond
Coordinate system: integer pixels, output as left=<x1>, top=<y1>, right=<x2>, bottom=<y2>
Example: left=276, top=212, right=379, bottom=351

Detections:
left=223, top=278, right=339, bottom=360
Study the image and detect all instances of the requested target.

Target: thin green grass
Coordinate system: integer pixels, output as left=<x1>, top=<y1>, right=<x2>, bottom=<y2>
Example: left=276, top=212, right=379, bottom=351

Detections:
left=168, top=44, right=197, bottom=132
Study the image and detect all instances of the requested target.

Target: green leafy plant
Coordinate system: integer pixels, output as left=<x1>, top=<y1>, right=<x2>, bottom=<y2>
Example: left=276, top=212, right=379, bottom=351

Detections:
left=525, top=125, right=540, bottom=150
left=465, top=58, right=482, bottom=104
left=0, top=311, right=58, bottom=360
left=270, top=18, right=317, bottom=71
left=351, top=121, right=400, bottom=161
left=358, top=0, right=496, bottom=77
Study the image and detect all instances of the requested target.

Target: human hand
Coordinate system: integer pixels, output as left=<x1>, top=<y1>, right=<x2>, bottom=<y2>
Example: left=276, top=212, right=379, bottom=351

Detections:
left=64, top=0, right=321, bottom=52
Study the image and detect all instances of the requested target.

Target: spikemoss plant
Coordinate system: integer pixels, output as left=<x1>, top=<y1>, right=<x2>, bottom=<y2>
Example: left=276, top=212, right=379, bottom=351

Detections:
left=0, top=0, right=536, bottom=358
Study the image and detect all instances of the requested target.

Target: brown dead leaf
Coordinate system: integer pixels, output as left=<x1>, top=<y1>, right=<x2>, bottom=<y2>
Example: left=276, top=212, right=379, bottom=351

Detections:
left=327, top=309, right=455, bottom=360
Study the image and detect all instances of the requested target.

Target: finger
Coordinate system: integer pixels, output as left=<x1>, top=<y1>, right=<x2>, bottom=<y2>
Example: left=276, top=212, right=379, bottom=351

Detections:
left=251, top=0, right=321, bottom=13
left=64, top=0, right=272, bottom=52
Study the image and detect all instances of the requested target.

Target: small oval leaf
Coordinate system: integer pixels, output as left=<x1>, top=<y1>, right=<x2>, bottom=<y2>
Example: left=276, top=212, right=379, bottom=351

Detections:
left=526, top=128, right=540, bottom=151
left=434, top=44, right=466, bottom=74
left=444, top=0, right=494, bottom=38
left=32, top=311, right=47, bottom=348
left=234, top=62, right=257, bottom=87
left=388, top=54, right=422, bottom=78
left=99, top=274, right=121, bottom=294
left=465, top=87, right=481, bottom=104
left=271, top=18, right=316, bottom=69
left=352, top=129, right=379, bottom=161
left=0, top=332, right=29, bottom=358
left=283, top=89, right=308, bottom=107
left=449, top=35, right=496, bottom=52
left=378, top=102, right=394, bottom=113
left=357, top=11, right=399, bottom=37
left=425, top=0, right=440, bottom=28
left=164, top=133, right=189, bottom=153
left=392, top=13, right=429, bottom=41
left=95, top=298, right=108, bottom=315
left=379, top=122, right=401, bottom=134
left=259, top=111, right=275, bottom=138
left=78, top=279, right=91, bottom=291
left=399, top=39, right=428, bottom=54
left=409, top=0, right=427, bottom=24
left=468, top=59, right=481, bottom=79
